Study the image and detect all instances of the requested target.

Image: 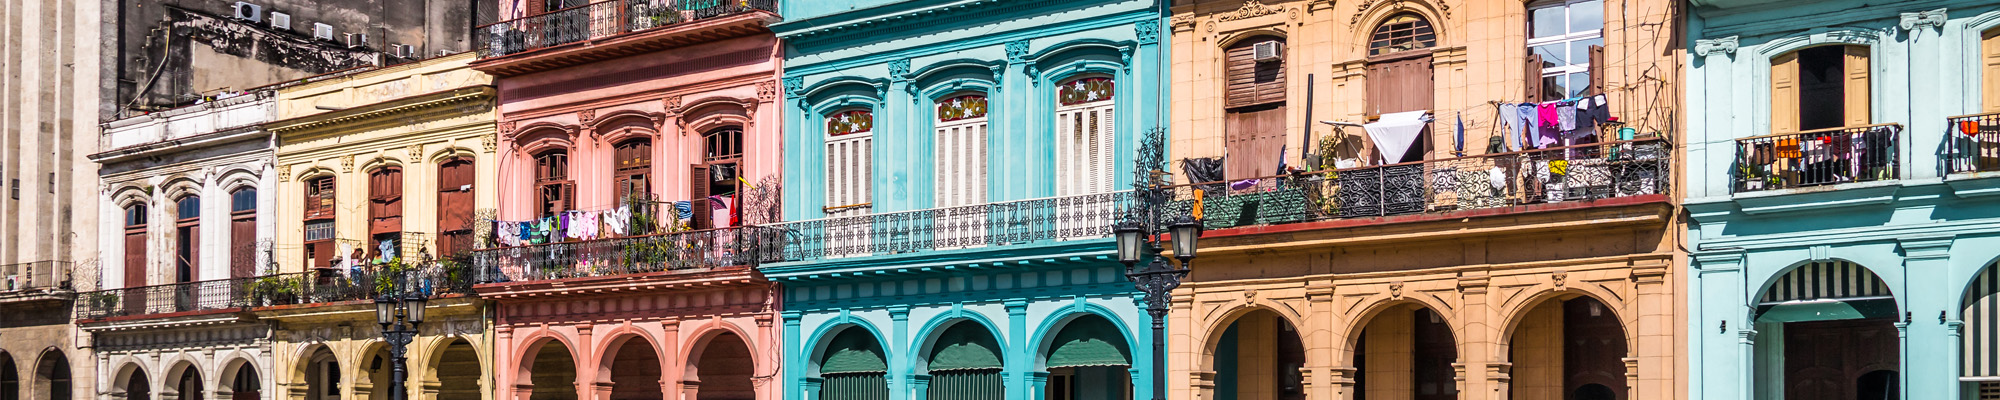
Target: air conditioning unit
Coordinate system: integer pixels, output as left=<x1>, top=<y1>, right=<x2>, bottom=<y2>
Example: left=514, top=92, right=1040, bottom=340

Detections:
left=232, top=2, right=263, bottom=23
left=312, top=23, right=333, bottom=41
left=269, top=12, right=290, bottom=30
left=1253, top=41, right=1283, bottom=62
left=344, top=33, right=368, bottom=48
left=391, top=44, right=415, bottom=59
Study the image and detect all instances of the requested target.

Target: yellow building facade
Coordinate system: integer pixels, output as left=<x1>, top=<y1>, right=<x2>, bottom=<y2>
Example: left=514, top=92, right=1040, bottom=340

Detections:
left=1165, top=1, right=1684, bottom=400
left=263, top=52, right=499, bottom=400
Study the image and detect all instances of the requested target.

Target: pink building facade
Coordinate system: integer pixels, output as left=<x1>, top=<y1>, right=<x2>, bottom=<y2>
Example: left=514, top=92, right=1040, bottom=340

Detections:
left=469, top=1, right=784, bottom=399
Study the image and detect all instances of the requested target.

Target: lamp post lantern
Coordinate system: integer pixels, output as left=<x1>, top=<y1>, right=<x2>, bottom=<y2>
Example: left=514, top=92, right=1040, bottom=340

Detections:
left=1120, top=127, right=1200, bottom=400
left=375, top=286, right=428, bottom=400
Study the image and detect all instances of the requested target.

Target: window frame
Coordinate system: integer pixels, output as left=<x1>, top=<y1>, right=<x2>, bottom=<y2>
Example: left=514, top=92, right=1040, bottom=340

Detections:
left=1526, top=0, right=1604, bottom=100
left=533, top=150, right=573, bottom=219
left=824, top=108, right=876, bottom=213
left=1055, top=77, right=1117, bottom=196
left=933, top=94, right=989, bottom=207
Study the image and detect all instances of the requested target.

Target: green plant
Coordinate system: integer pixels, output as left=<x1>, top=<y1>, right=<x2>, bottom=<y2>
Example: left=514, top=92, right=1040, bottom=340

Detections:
left=90, top=292, right=119, bottom=310
left=374, top=259, right=412, bottom=294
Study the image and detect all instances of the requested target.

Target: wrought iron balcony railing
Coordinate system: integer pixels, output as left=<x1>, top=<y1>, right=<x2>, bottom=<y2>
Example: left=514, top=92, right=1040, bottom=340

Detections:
left=1947, top=112, right=2000, bottom=174
left=768, top=191, right=1133, bottom=261
left=473, top=226, right=781, bottom=284
left=1734, top=124, right=1901, bottom=193
left=74, top=262, right=477, bottom=320
left=1158, top=139, right=1671, bottom=231
left=1, top=261, right=71, bottom=293
left=476, top=0, right=778, bottom=59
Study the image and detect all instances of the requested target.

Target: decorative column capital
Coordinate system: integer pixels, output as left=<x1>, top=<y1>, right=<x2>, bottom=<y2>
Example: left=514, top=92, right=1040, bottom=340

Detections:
left=887, top=59, right=912, bottom=82
left=1005, top=40, right=1032, bottom=63
left=1694, top=36, right=1738, bottom=57
left=1899, top=235, right=1955, bottom=260
left=1134, top=20, right=1160, bottom=45
left=1900, top=8, right=1947, bottom=31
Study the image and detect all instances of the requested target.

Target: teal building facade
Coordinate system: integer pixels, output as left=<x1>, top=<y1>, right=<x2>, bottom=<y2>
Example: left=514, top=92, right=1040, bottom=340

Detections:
left=1686, top=1, right=2000, bottom=399
left=767, top=1, right=1168, bottom=399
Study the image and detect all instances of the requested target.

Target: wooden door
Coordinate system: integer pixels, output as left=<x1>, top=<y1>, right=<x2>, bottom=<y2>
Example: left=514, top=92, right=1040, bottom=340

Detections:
left=437, top=158, right=475, bottom=255
left=1225, top=106, right=1287, bottom=180
left=1784, top=318, right=1899, bottom=400
left=1366, top=54, right=1435, bottom=116
left=230, top=215, right=255, bottom=278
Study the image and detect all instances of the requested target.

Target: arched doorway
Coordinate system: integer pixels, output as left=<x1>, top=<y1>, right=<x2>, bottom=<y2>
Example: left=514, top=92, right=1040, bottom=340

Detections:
left=430, top=339, right=482, bottom=400
left=922, top=322, right=1003, bottom=400
left=303, top=347, right=341, bottom=400
left=1352, top=303, right=1456, bottom=400
left=363, top=346, right=393, bottom=400
left=219, top=359, right=259, bottom=400
left=524, top=340, right=578, bottom=400
left=1041, top=314, right=1132, bottom=400
left=119, top=365, right=151, bottom=400
left=1964, top=259, right=2000, bottom=393
left=167, top=362, right=202, bottom=400
left=1507, top=295, right=1627, bottom=400
left=814, top=327, right=887, bottom=400
left=1, top=353, right=18, bottom=400
left=689, top=332, right=755, bottom=400
left=1756, top=260, right=1898, bottom=400
left=601, top=335, right=662, bottom=400
left=1209, top=309, right=1304, bottom=400
left=33, top=350, right=70, bottom=400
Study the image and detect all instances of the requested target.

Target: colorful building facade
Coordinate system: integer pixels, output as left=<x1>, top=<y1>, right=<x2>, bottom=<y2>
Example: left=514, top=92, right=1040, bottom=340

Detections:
left=468, top=1, right=786, bottom=399
left=1684, top=2, right=2000, bottom=399
left=85, top=90, right=282, bottom=400
left=265, top=52, right=498, bottom=400
left=1164, top=0, right=1682, bottom=399
left=768, top=1, right=1166, bottom=399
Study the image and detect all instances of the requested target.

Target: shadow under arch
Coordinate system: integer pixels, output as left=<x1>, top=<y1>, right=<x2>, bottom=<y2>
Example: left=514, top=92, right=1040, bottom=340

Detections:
left=912, top=316, right=1005, bottom=400
left=805, top=323, right=889, bottom=400
left=163, top=359, right=203, bottom=400
left=1500, top=292, right=1630, bottom=400
left=515, top=334, right=580, bottom=400
left=422, top=336, right=484, bottom=400
left=1201, top=305, right=1307, bottom=400
left=31, top=348, right=72, bottom=400
left=216, top=354, right=262, bottom=400
left=1751, top=259, right=1902, bottom=400
left=112, top=361, right=151, bottom=400
left=1343, top=299, right=1458, bottom=400
left=1033, top=311, right=1135, bottom=400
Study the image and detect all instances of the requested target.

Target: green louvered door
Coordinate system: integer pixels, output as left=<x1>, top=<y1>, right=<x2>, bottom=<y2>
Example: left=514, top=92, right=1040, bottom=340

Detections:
left=928, top=370, right=1002, bottom=400
left=821, top=373, right=888, bottom=400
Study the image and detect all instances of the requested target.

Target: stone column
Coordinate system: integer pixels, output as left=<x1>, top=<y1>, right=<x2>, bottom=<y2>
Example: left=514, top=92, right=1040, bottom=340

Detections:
left=1027, top=372, right=1049, bottom=400
left=1005, top=301, right=1029, bottom=400
left=889, top=307, right=911, bottom=400
left=1457, top=273, right=1492, bottom=400
left=1901, top=237, right=1955, bottom=400
left=1328, top=367, right=1356, bottom=400
left=575, top=325, right=595, bottom=400
left=1632, top=259, right=1671, bottom=399
left=782, top=313, right=803, bottom=400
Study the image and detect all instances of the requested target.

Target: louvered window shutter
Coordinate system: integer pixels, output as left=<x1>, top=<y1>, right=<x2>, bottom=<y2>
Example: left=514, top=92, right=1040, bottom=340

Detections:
left=1770, top=53, right=1801, bottom=133
left=1526, top=54, right=1545, bottom=103
left=691, top=164, right=710, bottom=230
left=1986, top=30, right=2000, bottom=112
left=1588, top=45, right=1606, bottom=96
left=1844, top=45, right=1871, bottom=127
left=1095, top=105, right=1113, bottom=193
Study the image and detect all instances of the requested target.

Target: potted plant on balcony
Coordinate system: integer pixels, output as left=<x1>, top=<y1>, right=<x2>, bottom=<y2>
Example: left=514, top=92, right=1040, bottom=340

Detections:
left=89, top=291, right=120, bottom=312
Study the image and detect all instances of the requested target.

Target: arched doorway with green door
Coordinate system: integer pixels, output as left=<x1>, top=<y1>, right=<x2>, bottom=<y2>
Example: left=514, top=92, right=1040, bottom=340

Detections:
left=814, top=326, right=888, bottom=400
left=919, top=320, right=1004, bottom=400
left=1039, top=313, right=1133, bottom=400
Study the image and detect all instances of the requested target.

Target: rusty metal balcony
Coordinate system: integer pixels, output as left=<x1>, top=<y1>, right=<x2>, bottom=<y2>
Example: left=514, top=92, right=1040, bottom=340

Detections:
left=472, top=0, right=778, bottom=76
left=1158, top=138, right=1672, bottom=231
left=1733, top=124, right=1901, bottom=193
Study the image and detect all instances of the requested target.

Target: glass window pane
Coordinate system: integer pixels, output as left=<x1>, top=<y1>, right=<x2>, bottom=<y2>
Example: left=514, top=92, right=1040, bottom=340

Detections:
left=1531, top=6, right=1566, bottom=38
left=1568, top=72, right=1592, bottom=98
left=1543, top=75, right=1567, bottom=101
left=1572, top=37, right=1604, bottom=66
left=1570, top=0, right=1604, bottom=33
left=1534, top=43, right=1567, bottom=68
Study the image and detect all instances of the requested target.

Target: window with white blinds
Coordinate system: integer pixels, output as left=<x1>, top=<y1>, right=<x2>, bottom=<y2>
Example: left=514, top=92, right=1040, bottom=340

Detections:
left=934, top=95, right=989, bottom=207
left=825, top=109, right=875, bottom=216
left=1056, top=77, right=1116, bottom=196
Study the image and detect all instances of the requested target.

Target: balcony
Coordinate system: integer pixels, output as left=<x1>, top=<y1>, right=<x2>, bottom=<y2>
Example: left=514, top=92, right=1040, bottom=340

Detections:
left=1733, top=124, right=1901, bottom=193
left=73, top=262, right=476, bottom=321
left=769, top=191, right=1133, bottom=261
left=1947, top=112, right=2000, bottom=175
left=1159, top=139, right=1671, bottom=231
left=473, top=0, right=778, bottom=76
left=0, top=261, right=73, bottom=303
left=473, top=226, right=780, bottom=284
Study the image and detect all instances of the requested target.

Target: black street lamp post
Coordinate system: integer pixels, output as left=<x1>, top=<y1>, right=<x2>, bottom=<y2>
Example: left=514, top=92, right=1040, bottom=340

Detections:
left=375, top=291, right=427, bottom=400
left=1118, top=127, right=1201, bottom=400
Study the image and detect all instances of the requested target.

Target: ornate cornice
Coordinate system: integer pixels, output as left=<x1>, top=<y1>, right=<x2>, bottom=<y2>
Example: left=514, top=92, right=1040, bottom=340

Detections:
left=1005, top=40, right=1032, bottom=63
left=1900, top=8, right=1946, bottom=31
left=1694, top=36, right=1738, bottom=56
left=1135, top=20, right=1160, bottom=45
left=1220, top=0, right=1283, bottom=22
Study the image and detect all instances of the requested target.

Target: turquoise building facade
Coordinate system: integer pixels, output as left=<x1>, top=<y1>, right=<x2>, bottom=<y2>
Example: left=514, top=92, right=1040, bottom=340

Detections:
left=768, top=1, right=1168, bottom=399
left=1686, top=1, right=2000, bottom=399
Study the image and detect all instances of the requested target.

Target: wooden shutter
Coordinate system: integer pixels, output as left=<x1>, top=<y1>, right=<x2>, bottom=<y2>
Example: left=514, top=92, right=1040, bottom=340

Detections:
left=125, top=229, right=147, bottom=287
left=1526, top=54, right=1545, bottom=103
left=1225, top=107, right=1288, bottom=180
left=181, top=224, right=200, bottom=282
left=231, top=215, right=255, bottom=278
left=1588, top=45, right=1606, bottom=96
left=1843, top=45, right=1871, bottom=127
left=370, top=168, right=403, bottom=235
left=1771, top=52, right=1800, bottom=133
left=1225, top=38, right=1287, bottom=109
left=437, top=159, right=474, bottom=255
left=1368, top=55, right=1436, bottom=116
left=690, top=164, right=710, bottom=230
left=1986, top=29, right=2000, bottom=113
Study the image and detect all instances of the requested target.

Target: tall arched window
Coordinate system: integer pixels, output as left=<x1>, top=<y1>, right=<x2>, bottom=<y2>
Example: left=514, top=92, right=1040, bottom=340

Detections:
left=1367, top=14, right=1438, bottom=162
left=229, top=188, right=257, bottom=278
left=935, top=94, right=989, bottom=207
left=613, top=139, right=652, bottom=206
left=437, top=158, right=476, bottom=256
left=1056, top=79, right=1114, bottom=196
left=303, top=176, right=336, bottom=269
left=123, top=204, right=148, bottom=288
left=535, top=150, right=572, bottom=220
left=825, top=109, right=874, bottom=217
left=368, top=166, right=404, bottom=260
left=174, top=196, right=201, bottom=283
